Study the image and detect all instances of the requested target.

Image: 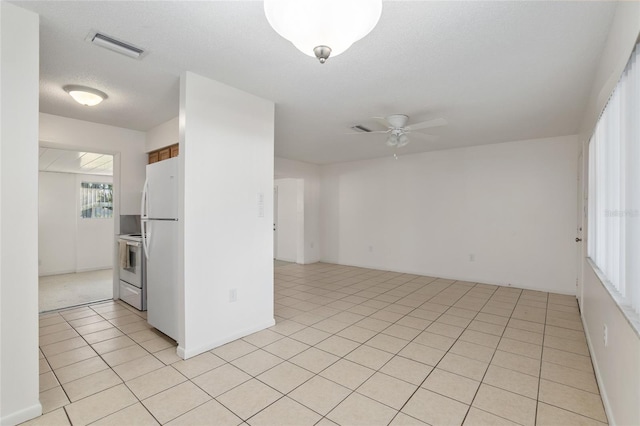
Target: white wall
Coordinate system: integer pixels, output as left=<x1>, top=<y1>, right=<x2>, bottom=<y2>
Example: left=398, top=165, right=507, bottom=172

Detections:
left=0, top=3, right=42, bottom=424
left=583, top=264, right=640, bottom=426
left=275, top=157, right=321, bottom=263
left=38, top=172, right=76, bottom=275
left=577, top=3, right=640, bottom=425
left=275, top=178, right=302, bottom=263
left=38, top=172, right=114, bottom=276
left=179, top=71, right=275, bottom=358
left=146, top=116, right=179, bottom=153
left=321, top=135, right=578, bottom=294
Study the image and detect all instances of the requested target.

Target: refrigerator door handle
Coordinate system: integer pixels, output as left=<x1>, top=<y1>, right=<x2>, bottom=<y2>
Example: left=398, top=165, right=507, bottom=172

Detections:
left=141, top=220, right=150, bottom=261
left=141, top=177, right=149, bottom=219
left=146, top=221, right=153, bottom=260
left=141, top=178, right=150, bottom=260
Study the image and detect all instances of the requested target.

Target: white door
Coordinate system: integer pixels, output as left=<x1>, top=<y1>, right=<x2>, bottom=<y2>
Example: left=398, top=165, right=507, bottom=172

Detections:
left=274, top=179, right=300, bottom=262
left=576, top=151, right=585, bottom=308
left=146, top=157, right=179, bottom=219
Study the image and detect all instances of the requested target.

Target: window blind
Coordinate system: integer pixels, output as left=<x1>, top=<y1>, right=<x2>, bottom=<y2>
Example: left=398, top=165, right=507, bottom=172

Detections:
left=80, top=182, right=113, bottom=219
left=588, top=41, right=640, bottom=315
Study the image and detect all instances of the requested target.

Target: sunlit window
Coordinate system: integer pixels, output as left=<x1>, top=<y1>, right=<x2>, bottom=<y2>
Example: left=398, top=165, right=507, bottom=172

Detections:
left=80, top=182, right=113, bottom=219
left=588, top=42, right=639, bottom=315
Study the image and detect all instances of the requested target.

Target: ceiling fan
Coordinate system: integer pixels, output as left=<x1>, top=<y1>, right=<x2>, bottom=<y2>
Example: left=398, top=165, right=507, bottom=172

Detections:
left=350, top=114, right=447, bottom=148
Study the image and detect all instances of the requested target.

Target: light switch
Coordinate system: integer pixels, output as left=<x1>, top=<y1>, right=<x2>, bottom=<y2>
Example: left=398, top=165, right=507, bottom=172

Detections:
left=258, top=192, right=265, bottom=217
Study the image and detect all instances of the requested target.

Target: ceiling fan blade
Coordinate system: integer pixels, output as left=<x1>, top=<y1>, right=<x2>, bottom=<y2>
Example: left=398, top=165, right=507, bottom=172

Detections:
left=406, top=118, right=447, bottom=131
left=346, top=130, right=389, bottom=135
left=372, top=116, right=391, bottom=129
left=408, top=132, right=439, bottom=142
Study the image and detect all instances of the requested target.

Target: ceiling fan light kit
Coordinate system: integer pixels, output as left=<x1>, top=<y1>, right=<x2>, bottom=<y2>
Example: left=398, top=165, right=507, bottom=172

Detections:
left=63, top=85, right=108, bottom=106
left=353, top=114, right=448, bottom=149
left=264, top=0, right=382, bottom=63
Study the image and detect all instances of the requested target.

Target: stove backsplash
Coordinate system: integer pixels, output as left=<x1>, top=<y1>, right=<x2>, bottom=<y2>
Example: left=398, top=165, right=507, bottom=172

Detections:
left=120, top=215, right=141, bottom=235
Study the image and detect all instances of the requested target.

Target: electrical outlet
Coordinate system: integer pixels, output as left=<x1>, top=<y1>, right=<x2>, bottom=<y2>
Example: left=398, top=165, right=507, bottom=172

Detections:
left=469, top=254, right=475, bottom=262
left=603, top=324, right=608, bottom=347
left=310, top=242, right=314, bottom=248
left=229, top=289, right=237, bottom=303
left=369, top=245, right=373, bottom=253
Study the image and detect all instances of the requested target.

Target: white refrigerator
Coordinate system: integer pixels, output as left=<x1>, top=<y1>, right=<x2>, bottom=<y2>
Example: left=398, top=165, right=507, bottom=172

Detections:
left=141, top=157, right=179, bottom=340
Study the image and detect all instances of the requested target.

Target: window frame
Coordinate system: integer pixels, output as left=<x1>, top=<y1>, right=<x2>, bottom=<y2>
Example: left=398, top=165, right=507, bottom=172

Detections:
left=80, top=181, right=114, bottom=219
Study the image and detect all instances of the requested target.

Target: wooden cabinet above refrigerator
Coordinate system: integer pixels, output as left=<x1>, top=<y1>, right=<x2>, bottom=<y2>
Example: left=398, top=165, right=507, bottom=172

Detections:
left=148, top=143, right=179, bottom=164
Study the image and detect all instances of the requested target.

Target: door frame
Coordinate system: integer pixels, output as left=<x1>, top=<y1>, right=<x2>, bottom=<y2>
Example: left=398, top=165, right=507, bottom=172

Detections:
left=39, top=141, right=122, bottom=302
left=273, top=185, right=278, bottom=260
left=577, top=145, right=586, bottom=309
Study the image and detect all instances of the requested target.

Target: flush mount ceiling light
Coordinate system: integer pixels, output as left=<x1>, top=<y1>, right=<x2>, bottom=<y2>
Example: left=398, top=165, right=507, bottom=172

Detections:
left=63, top=85, right=108, bottom=106
left=264, top=0, right=382, bottom=64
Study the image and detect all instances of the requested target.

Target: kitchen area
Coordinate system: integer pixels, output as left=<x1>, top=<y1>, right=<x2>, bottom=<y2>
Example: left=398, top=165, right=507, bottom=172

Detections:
left=3, top=0, right=276, bottom=421
left=117, top=143, right=180, bottom=341
left=40, top=70, right=278, bottom=365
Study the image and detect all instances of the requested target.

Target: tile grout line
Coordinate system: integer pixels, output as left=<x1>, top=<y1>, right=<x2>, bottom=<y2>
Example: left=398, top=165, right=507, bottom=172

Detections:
left=418, top=282, right=509, bottom=426
left=36, top=265, right=604, bottom=426
left=276, top=265, right=591, bottom=424
left=534, top=293, right=550, bottom=426
left=279, top=272, right=563, bottom=422
left=241, top=276, right=479, bottom=424
left=462, top=287, right=535, bottom=426
left=40, top=301, right=165, bottom=424
left=385, top=280, right=502, bottom=425
left=66, top=303, right=150, bottom=425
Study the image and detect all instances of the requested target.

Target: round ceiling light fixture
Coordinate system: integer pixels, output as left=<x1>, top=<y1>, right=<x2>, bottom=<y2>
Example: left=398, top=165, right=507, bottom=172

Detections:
left=63, top=85, right=108, bottom=106
left=264, top=0, right=382, bottom=64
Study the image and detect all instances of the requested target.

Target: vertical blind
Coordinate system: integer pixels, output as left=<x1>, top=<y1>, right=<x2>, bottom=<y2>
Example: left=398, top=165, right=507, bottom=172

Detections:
left=80, top=182, right=113, bottom=219
left=588, top=41, right=640, bottom=315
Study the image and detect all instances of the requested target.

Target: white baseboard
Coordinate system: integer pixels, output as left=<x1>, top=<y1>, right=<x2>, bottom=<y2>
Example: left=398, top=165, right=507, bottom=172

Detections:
left=38, top=269, right=75, bottom=277
left=75, top=266, right=113, bottom=273
left=177, top=317, right=276, bottom=360
left=1, top=402, right=42, bottom=426
left=39, top=266, right=112, bottom=277
left=317, top=259, right=577, bottom=295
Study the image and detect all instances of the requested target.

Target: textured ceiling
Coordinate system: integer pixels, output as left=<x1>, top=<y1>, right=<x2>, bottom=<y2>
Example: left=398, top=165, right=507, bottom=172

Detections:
left=15, top=1, right=617, bottom=164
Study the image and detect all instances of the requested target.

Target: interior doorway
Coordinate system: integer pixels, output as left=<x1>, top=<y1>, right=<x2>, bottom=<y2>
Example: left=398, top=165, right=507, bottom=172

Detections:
left=38, top=147, right=115, bottom=312
left=274, top=178, right=304, bottom=264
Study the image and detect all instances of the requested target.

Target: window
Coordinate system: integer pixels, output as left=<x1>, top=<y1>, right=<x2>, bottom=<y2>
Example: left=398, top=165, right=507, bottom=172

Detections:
left=80, top=182, right=113, bottom=219
left=588, top=41, right=640, bottom=315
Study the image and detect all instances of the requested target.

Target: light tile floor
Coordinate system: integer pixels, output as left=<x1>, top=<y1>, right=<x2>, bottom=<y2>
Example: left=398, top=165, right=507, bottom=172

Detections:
left=28, top=263, right=607, bottom=425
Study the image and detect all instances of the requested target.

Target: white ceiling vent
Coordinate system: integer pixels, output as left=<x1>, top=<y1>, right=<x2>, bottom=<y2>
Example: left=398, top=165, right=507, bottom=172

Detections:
left=88, top=32, right=146, bottom=59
